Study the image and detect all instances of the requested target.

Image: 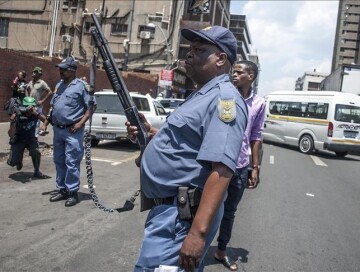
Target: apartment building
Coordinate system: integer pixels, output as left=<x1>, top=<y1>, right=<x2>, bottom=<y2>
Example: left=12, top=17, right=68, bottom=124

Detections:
left=295, top=70, right=328, bottom=91
left=331, top=0, right=360, bottom=71
left=229, top=14, right=259, bottom=93
left=0, top=0, right=257, bottom=95
left=0, top=0, right=182, bottom=72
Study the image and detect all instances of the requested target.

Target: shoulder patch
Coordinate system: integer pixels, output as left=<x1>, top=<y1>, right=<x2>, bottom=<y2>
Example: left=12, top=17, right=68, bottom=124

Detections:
left=217, top=98, right=236, bottom=122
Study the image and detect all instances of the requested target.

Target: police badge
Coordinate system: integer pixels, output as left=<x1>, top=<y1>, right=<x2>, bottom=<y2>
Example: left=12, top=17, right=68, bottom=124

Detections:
left=217, top=98, right=236, bottom=122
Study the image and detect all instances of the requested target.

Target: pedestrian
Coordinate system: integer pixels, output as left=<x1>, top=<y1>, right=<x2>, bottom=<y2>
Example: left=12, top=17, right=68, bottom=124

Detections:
left=26, top=66, right=52, bottom=137
left=11, top=70, right=27, bottom=101
left=7, top=96, right=48, bottom=179
left=214, top=60, right=266, bottom=271
left=126, top=26, right=248, bottom=272
left=48, top=57, right=91, bottom=207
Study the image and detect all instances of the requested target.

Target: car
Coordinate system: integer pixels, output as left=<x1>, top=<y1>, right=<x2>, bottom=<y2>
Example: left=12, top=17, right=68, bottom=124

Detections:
left=85, top=90, right=167, bottom=146
left=157, top=98, right=185, bottom=113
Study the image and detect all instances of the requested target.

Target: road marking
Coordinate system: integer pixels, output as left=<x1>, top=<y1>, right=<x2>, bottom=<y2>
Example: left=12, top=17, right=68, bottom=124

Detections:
left=82, top=184, right=96, bottom=189
left=89, top=158, right=123, bottom=164
left=310, top=155, right=327, bottom=167
left=269, top=155, right=274, bottom=164
left=85, top=154, right=139, bottom=165
left=306, top=193, right=314, bottom=197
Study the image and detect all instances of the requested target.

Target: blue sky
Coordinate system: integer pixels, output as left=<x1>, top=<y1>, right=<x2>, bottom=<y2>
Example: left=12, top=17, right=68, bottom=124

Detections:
left=230, top=0, right=339, bottom=96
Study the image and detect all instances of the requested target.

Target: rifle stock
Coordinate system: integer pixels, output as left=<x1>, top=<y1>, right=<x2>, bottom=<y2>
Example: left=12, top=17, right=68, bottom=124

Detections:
left=90, top=14, right=148, bottom=166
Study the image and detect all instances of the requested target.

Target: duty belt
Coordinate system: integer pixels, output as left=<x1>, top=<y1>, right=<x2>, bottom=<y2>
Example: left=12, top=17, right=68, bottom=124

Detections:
left=55, top=122, right=75, bottom=129
left=153, top=196, right=175, bottom=206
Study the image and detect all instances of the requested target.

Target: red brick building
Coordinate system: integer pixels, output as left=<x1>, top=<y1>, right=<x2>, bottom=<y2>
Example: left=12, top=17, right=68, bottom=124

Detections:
left=0, top=48, right=158, bottom=122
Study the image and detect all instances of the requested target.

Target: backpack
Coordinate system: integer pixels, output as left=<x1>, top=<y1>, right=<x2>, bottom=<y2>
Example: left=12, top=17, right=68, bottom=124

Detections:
left=3, top=97, right=22, bottom=115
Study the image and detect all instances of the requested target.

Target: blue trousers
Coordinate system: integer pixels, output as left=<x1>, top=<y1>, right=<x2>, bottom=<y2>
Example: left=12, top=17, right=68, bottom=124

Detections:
left=135, top=203, right=224, bottom=272
left=53, top=126, right=84, bottom=192
left=217, top=166, right=248, bottom=251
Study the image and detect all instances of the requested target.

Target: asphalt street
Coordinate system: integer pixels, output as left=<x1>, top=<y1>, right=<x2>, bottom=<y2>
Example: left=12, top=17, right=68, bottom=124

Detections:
left=1, top=122, right=360, bottom=272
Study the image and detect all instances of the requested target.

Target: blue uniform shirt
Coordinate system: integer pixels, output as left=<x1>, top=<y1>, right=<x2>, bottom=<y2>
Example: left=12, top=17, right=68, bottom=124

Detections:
left=50, top=78, right=89, bottom=126
left=140, top=74, right=248, bottom=198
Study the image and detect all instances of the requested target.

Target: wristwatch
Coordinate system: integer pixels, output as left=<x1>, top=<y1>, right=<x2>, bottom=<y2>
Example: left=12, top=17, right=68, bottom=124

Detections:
left=252, top=165, right=259, bottom=170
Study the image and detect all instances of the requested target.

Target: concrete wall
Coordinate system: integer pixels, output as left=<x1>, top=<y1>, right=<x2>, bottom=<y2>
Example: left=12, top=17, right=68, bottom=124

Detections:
left=0, top=48, right=159, bottom=122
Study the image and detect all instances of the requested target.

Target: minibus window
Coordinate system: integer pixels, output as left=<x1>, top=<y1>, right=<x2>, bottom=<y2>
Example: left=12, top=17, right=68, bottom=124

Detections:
left=315, top=104, right=329, bottom=119
left=306, top=103, right=318, bottom=118
left=269, top=101, right=288, bottom=115
left=288, top=102, right=302, bottom=117
left=335, top=104, right=360, bottom=124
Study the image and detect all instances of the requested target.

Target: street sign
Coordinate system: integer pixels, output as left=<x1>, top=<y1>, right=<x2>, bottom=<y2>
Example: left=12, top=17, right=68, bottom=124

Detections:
left=159, top=69, right=173, bottom=86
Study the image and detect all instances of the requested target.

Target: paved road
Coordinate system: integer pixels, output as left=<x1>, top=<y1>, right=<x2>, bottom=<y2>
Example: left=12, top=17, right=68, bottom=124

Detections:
left=1, top=122, right=360, bottom=271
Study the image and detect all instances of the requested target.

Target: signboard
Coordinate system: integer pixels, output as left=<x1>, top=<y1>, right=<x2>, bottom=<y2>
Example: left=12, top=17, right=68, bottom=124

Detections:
left=159, top=69, right=174, bottom=86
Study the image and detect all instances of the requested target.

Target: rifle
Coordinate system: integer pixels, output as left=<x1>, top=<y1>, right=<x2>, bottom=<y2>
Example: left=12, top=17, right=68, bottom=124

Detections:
left=90, top=14, right=149, bottom=166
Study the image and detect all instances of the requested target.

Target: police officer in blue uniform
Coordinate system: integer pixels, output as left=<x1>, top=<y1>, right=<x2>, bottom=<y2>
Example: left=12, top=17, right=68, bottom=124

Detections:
left=48, top=57, right=91, bottom=207
left=127, top=26, right=248, bottom=272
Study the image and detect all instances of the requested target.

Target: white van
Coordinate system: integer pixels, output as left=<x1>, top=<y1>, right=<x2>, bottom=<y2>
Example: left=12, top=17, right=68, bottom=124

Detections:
left=263, top=91, right=360, bottom=157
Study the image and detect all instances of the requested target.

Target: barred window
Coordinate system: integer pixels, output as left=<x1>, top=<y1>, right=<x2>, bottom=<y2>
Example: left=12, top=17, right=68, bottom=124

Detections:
left=111, top=17, right=128, bottom=36
left=0, top=18, right=9, bottom=37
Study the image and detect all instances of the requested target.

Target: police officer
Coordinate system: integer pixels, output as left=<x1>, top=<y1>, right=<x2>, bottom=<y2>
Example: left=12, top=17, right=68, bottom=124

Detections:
left=48, top=57, right=91, bottom=207
left=7, top=96, right=47, bottom=179
left=127, top=26, right=248, bottom=272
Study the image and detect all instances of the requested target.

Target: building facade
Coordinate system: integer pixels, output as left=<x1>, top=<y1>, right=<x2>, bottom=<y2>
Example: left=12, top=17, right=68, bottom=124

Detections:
left=295, top=70, right=328, bottom=91
left=0, top=0, right=257, bottom=96
left=229, top=14, right=259, bottom=93
left=0, top=0, right=181, bottom=73
left=331, top=0, right=360, bottom=71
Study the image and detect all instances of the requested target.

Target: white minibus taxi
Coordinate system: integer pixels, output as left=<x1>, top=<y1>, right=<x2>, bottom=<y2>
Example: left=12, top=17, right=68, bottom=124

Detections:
left=263, top=91, right=360, bottom=157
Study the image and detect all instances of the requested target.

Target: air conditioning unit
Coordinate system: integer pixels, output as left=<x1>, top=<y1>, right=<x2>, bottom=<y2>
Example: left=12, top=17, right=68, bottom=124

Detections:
left=140, top=31, right=151, bottom=39
left=62, top=34, right=73, bottom=43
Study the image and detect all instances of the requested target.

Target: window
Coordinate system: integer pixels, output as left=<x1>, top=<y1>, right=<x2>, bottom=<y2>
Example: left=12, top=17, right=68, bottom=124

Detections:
left=94, top=94, right=125, bottom=114
left=306, top=103, right=318, bottom=118
left=270, top=101, right=329, bottom=119
left=132, top=97, right=150, bottom=112
left=153, top=101, right=167, bottom=115
left=269, top=101, right=288, bottom=115
left=159, top=100, right=170, bottom=108
left=84, top=22, right=95, bottom=34
left=111, top=17, right=128, bottom=36
left=0, top=18, right=9, bottom=37
left=335, top=104, right=360, bottom=124
left=288, top=102, right=302, bottom=117
left=315, top=103, right=329, bottom=119
left=308, top=82, right=320, bottom=90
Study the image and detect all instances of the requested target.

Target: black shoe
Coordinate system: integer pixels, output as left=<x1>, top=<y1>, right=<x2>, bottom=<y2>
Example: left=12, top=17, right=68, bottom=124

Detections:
left=65, top=192, right=79, bottom=207
left=33, top=171, right=47, bottom=179
left=16, top=162, right=23, bottom=171
left=49, top=189, right=68, bottom=202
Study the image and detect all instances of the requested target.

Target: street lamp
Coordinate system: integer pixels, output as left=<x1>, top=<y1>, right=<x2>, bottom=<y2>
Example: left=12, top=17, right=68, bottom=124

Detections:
left=146, top=23, right=172, bottom=68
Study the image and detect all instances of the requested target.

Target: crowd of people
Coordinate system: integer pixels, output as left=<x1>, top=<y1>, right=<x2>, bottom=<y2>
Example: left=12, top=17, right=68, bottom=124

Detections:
left=5, top=24, right=265, bottom=272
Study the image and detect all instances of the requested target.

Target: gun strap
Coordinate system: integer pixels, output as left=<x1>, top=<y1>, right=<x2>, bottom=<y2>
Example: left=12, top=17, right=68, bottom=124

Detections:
left=84, top=52, right=139, bottom=214
left=88, top=54, right=97, bottom=133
